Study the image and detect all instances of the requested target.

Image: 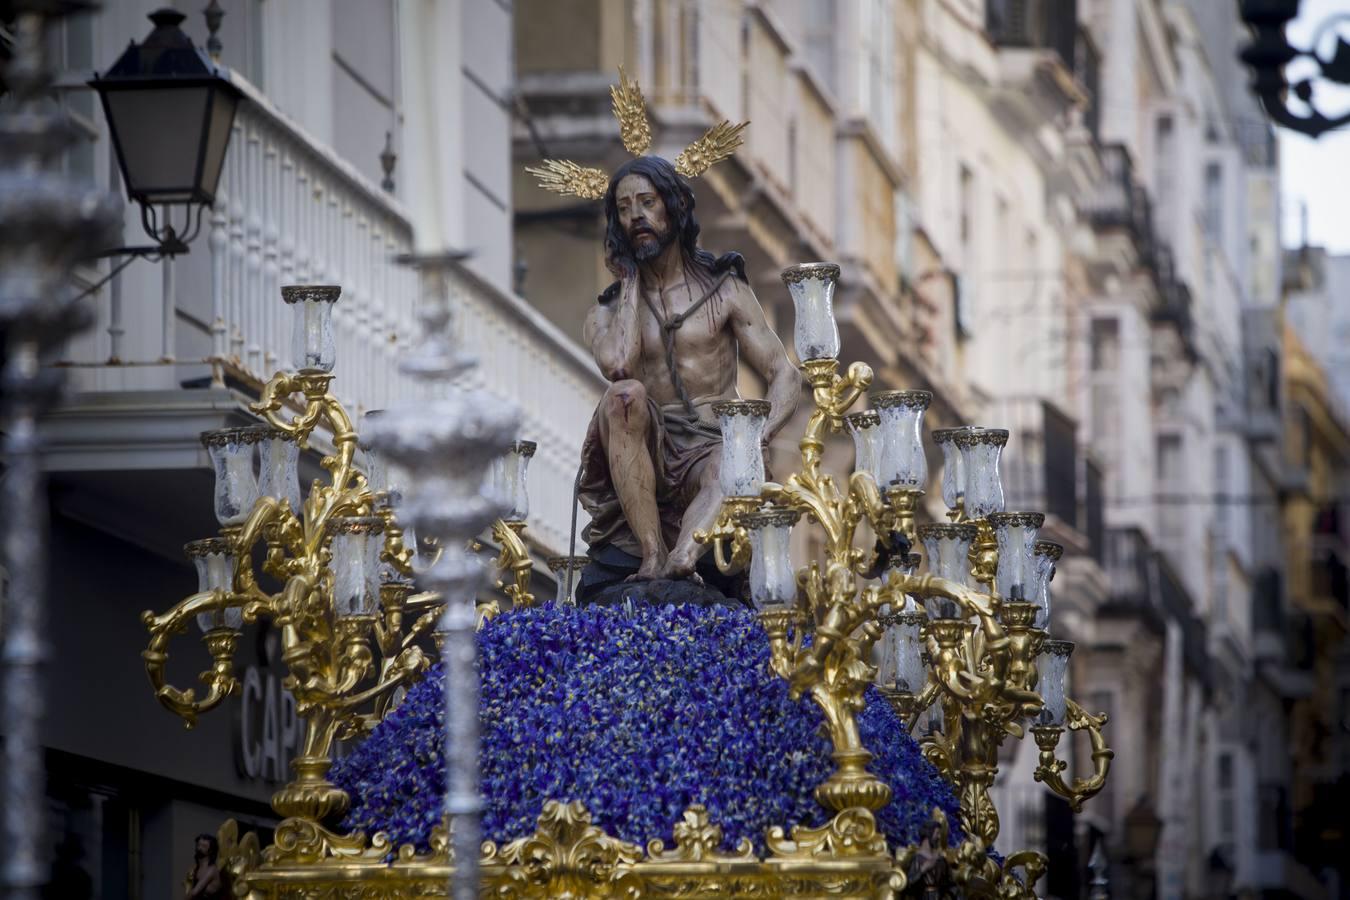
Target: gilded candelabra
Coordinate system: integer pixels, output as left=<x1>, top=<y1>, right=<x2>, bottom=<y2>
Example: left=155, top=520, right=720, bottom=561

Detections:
left=697, top=262, right=1113, bottom=897
left=140, top=283, right=530, bottom=860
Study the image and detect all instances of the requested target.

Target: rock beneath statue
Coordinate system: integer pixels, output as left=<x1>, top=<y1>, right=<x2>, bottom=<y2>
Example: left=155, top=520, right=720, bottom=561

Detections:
left=584, top=577, right=747, bottom=610
left=576, top=543, right=749, bottom=609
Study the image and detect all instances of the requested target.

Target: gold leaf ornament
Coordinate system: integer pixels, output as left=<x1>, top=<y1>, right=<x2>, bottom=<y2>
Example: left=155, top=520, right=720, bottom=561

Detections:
left=527, top=69, right=747, bottom=198
left=524, top=159, right=610, bottom=201
left=610, top=66, right=652, bottom=157
left=674, top=120, right=749, bottom=179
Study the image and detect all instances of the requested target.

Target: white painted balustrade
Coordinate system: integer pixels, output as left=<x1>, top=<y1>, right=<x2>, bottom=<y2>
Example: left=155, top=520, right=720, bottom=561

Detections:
left=61, top=76, right=602, bottom=555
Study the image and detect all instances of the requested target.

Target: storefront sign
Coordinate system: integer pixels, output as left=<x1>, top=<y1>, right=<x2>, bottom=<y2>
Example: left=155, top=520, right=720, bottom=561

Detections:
left=233, top=626, right=301, bottom=783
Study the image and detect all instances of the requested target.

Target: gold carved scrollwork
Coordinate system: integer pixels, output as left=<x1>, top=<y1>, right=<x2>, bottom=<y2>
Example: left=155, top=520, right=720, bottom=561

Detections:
left=764, top=807, right=890, bottom=860
left=480, top=800, right=644, bottom=899
left=646, top=805, right=756, bottom=863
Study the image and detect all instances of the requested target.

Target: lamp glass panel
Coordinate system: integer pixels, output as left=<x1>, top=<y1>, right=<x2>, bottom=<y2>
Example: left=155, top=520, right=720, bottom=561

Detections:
left=291, top=295, right=336, bottom=373
left=874, top=623, right=897, bottom=686
left=786, top=274, right=840, bottom=360
left=717, top=407, right=768, bottom=497
left=878, top=404, right=928, bottom=487
left=993, top=518, right=1041, bottom=602
left=938, top=438, right=965, bottom=511
left=962, top=440, right=1006, bottom=518
left=331, top=527, right=374, bottom=617
left=920, top=530, right=973, bottom=618
left=206, top=433, right=259, bottom=527
left=491, top=445, right=532, bottom=521
left=847, top=417, right=882, bottom=484
left=258, top=433, right=301, bottom=513
left=549, top=558, right=586, bottom=606
left=198, top=87, right=239, bottom=197
left=1038, top=641, right=1073, bottom=725
left=748, top=519, right=796, bottom=609
left=363, top=528, right=384, bottom=615
left=1031, top=551, right=1056, bottom=628
left=192, top=546, right=240, bottom=632
left=104, top=87, right=209, bottom=201
left=892, top=616, right=927, bottom=693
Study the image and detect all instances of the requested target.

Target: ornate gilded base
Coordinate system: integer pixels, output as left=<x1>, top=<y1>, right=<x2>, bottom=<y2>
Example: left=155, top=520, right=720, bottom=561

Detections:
left=225, top=803, right=904, bottom=899
left=220, top=802, right=1057, bottom=900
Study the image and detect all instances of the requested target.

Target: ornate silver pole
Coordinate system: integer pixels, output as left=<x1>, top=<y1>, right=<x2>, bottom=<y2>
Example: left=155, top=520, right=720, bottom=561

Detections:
left=0, top=4, right=121, bottom=898
left=363, top=255, right=517, bottom=900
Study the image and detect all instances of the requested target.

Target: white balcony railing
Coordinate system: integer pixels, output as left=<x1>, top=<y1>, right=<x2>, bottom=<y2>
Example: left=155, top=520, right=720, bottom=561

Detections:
left=59, top=75, right=603, bottom=554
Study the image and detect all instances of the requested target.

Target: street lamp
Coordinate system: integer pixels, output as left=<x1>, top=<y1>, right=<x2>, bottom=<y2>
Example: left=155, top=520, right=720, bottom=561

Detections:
left=1239, top=0, right=1350, bottom=137
left=90, top=8, right=242, bottom=256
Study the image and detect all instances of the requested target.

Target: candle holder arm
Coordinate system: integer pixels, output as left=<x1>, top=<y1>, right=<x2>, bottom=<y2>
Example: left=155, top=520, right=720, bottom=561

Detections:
left=140, top=591, right=242, bottom=727
left=491, top=519, right=535, bottom=607
left=1031, top=699, right=1114, bottom=811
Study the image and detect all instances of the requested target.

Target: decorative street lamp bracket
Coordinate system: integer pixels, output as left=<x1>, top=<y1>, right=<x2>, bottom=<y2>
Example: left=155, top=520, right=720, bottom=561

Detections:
left=1240, top=0, right=1350, bottom=137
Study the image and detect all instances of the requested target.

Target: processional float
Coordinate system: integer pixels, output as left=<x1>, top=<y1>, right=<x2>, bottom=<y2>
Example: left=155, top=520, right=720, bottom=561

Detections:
left=140, top=70, right=1111, bottom=900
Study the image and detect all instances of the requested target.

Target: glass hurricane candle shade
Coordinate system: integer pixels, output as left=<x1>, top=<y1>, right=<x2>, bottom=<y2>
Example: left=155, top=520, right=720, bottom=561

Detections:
left=781, top=263, right=841, bottom=361
left=923, top=694, right=944, bottom=736
left=1038, top=639, right=1074, bottom=726
left=257, top=428, right=301, bottom=513
left=282, top=285, right=340, bottom=374
left=740, top=506, right=799, bottom=610
left=956, top=428, right=1008, bottom=518
left=917, top=523, right=979, bottom=618
left=1031, top=540, right=1063, bottom=629
left=932, top=429, right=965, bottom=511
left=490, top=440, right=536, bottom=521
left=328, top=517, right=385, bottom=617
left=360, top=410, right=389, bottom=494
left=989, top=512, right=1045, bottom=602
left=870, top=390, right=932, bottom=488
left=844, top=410, right=882, bottom=484
left=201, top=426, right=264, bottom=527
left=714, top=399, right=771, bottom=497
left=547, top=556, right=588, bottom=606
left=187, top=538, right=241, bottom=632
left=890, top=612, right=928, bottom=693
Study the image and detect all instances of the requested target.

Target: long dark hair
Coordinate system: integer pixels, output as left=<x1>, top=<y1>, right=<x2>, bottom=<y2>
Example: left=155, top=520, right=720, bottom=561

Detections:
left=195, top=833, right=219, bottom=864
left=601, top=156, right=743, bottom=292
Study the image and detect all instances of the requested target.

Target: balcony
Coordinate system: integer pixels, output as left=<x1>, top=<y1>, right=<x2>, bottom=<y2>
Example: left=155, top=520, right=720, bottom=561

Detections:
left=1083, top=145, right=1155, bottom=255
left=986, top=0, right=1078, bottom=70
left=984, top=0, right=1087, bottom=129
left=1101, top=527, right=1157, bottom=619
left=49, top=75, right=603, bottom=555
left=1150, top=245, right=1196, bottom=353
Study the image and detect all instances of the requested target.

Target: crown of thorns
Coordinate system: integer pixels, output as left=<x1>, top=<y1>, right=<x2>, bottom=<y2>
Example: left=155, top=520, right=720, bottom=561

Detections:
left=526, top=67, right=748, bottom=200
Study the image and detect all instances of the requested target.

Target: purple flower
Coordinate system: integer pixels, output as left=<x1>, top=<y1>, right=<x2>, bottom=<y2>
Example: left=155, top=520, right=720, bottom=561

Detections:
left=332, top=603, right=961, bottom=856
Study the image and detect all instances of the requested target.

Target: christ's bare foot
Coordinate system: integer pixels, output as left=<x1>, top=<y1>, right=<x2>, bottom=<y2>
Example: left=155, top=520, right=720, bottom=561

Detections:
left=626, top=550, right=667, bottom=582
left=659, top=552, right=703, bottom=583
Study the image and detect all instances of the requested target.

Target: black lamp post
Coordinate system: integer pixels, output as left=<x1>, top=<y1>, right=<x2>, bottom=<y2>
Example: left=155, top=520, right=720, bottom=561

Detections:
left=1239, top=0, right=1350, bottom=138
left=90, top=8, right=242, bottom=256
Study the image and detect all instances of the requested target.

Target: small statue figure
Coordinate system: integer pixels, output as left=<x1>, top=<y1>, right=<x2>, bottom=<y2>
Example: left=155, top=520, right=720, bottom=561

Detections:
left=904, top=808, right=957, bottom=900
left=529, top=71, right=798, bottom=595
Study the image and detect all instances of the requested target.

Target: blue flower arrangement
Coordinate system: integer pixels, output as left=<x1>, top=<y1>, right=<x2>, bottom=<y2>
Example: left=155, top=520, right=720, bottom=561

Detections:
left=332, top=602, right=961, bottom=856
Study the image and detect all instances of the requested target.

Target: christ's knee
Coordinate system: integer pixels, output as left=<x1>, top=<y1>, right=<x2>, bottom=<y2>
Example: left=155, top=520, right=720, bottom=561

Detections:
left=603, top=379, right=649, bottom=435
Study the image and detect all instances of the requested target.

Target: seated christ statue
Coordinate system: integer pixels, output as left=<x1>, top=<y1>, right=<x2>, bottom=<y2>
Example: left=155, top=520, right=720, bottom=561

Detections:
left=578, top=155, right=798, bottom=582
left=529, top=72, right=798, bottom=589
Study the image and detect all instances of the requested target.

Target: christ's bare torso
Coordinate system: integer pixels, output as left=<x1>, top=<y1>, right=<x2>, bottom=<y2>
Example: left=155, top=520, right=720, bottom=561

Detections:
left=629, top=274, right=739, bottom=408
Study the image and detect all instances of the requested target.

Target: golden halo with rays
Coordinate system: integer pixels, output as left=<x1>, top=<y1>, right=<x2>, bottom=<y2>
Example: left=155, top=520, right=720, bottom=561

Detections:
left=525, top=67, right=748, bottom=201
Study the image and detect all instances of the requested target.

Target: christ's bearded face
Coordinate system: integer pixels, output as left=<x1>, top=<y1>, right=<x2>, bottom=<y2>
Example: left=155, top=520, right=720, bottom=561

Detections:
left=614, top=173, right=673, bottom=261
